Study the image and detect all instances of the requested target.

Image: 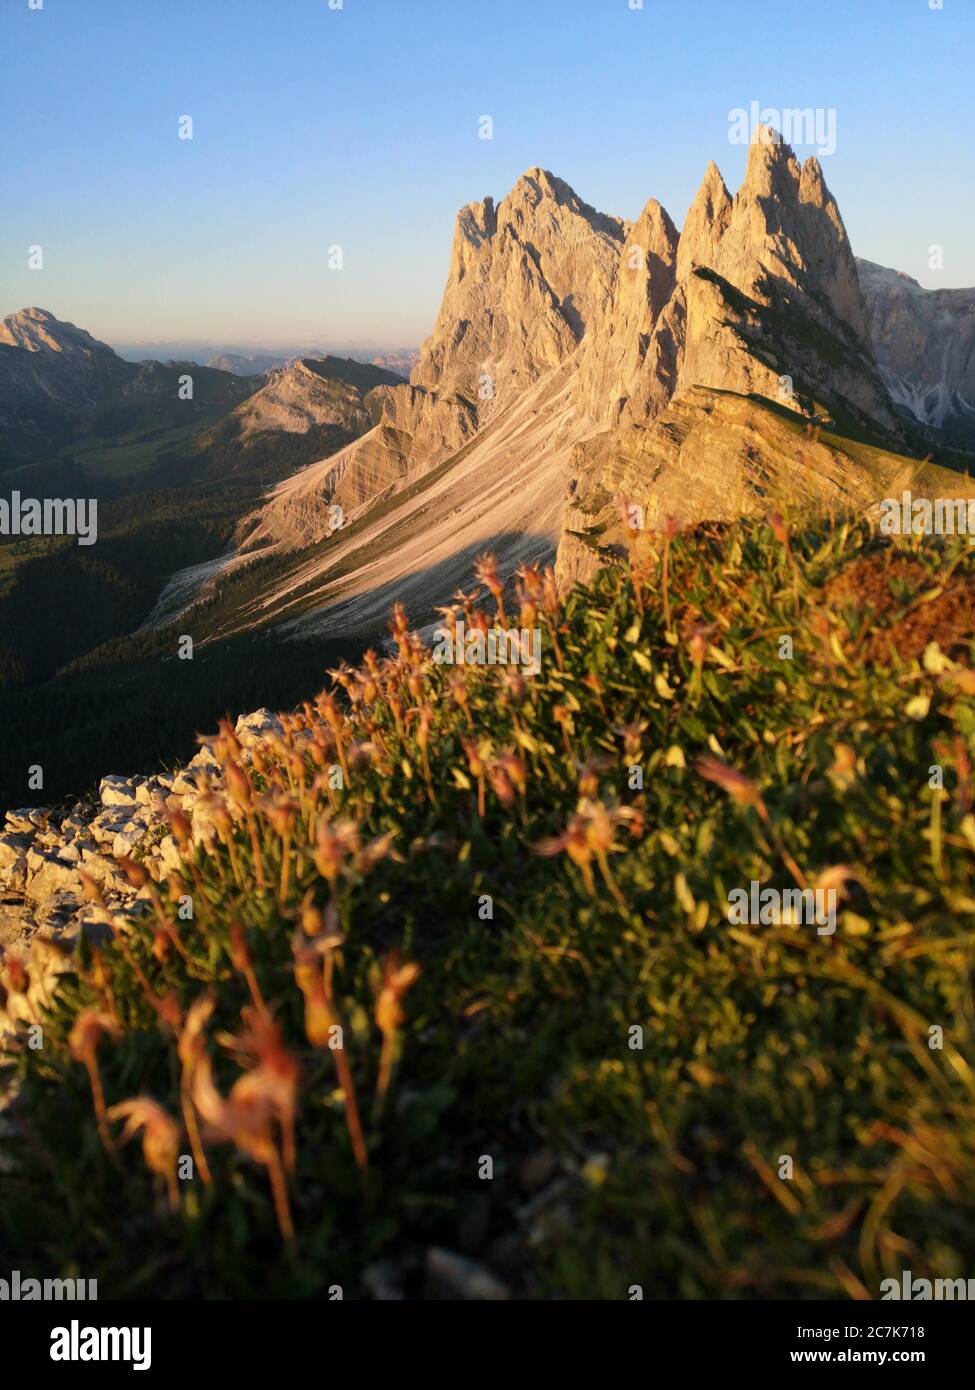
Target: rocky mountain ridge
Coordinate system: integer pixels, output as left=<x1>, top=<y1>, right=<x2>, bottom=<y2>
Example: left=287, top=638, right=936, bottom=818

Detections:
left=0, top=307, right=256, bottom=466
left=160, top=129, right=944, bottom=635
left=856, top=258, right=975, bottom=445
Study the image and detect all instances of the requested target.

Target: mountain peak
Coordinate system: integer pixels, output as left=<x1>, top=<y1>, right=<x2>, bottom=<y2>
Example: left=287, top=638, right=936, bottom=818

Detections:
left=504, top=167, right=625, bottom=241
left=413, top=167, right=623, bottom=400
left=739, top=126, right=802, bottom=200
left=676, top=160, right=732, bottom=281
left=0, top=306, right=115, bottom=357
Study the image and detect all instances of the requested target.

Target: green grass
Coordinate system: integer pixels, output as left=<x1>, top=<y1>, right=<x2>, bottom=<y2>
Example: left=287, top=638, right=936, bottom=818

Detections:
left=70, top=419, right=216, bottom=478
left=3, top=511, right=975, bottom=1300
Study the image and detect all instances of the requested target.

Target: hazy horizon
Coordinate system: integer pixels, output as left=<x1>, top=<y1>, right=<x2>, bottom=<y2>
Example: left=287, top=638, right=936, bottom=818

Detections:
left=2, top=0, right=973, bottom=345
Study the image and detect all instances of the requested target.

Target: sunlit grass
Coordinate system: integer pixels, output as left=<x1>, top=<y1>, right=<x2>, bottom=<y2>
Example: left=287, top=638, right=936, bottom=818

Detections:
left=2, top=510, right=975, bottom=1298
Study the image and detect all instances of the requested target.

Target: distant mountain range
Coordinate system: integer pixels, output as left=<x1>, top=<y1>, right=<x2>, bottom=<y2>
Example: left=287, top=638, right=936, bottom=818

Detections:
left=110, top=339, right=420, bottom=380
left=0, top=307, right=257, bottom=469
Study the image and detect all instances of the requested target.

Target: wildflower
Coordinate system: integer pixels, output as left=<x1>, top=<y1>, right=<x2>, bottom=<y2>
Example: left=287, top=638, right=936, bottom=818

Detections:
left=224, top=759, right=253, bottom=811
left=232, top=1008, right=301, bottom=1176
left=535, top=799, right=638, bottom=906
left=263, top=792, right=299, bottom=906
left=2, top=953, right=28, bottom=994
left=660, top=515, right=680, bottom=630
left=493, top=751, right=526, bottom=796
left=292, top=930, right=367, bottom=1172
left=488, top=760, right=515, bottom=809
left=462, top=737, right=488, bottom=818
left=694, top=756, right=763, bottom=809
left=516, top=562, right=544, bottom=601
left=177, top=995, right=215, bottom=1185
left=354, top=829, right=396, bottom=877
left=576, top=760, right=603, bottom=799
left=614, top=718, right=648, bottom=761
left=192, top=1035, right=298, bottom=1241
left=501, top=669, right=527, bottom=707
left=768, top=511, right=789, bottom=546
left=688, top=628, right=707, bottom=668
left=449, top=669, right=470, bottom=716
left=313, top=815, right=361, bottom=890
left=228, top=921, right=268, bottom=1016
left=695, top=757, right=807, bottom=889
left=828, top=744, right=858, bottom=793
left=474, top=552, right=506, bottom=623
left=68, top=1009, right=122, bottom=1153
left=198, top=1060, right=294, bottom=1239
left=108, top=1098, right=182, bottom=1211
left=374, top=951, right=421, bottom=1115
left=388, top=601, right=410, bottom=646
left=116, top=855, right=148, bottom=889
left=169, top=808, right=192, bottom=850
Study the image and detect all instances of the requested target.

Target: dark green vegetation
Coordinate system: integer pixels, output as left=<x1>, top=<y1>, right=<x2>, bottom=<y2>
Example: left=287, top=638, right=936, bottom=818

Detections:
left=3, top=514, right=975, bottom=1298
left=0, top=359, right=388, bottom=806
left=0, top=466, right=353, bottom=808
left=0, top=624, right=368, bottom=812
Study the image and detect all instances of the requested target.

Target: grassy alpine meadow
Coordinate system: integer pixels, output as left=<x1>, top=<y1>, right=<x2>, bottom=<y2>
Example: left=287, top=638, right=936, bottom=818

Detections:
left=3, top=509, right=975, bottom=1300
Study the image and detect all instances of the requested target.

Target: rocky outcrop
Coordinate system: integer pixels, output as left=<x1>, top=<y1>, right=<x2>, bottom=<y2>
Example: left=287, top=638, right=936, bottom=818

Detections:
left=0, top=709, right=282, bottom=1046
left=219, top=356, right=405, bottom=444
left=856, top=258, right=975, bottom=444
left=573, top=130, right=901, bottom=439
left=413, top=169, right=624, bottom=412
left=157, top=134, right=948, bottom=635
left=575, top=197, right=679, bottom=426
left=555, top=130, right=914, bottom=582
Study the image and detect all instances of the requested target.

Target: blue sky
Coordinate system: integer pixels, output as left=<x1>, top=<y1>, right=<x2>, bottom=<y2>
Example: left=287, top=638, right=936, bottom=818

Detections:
left=1, top=0, right=972, bottom=348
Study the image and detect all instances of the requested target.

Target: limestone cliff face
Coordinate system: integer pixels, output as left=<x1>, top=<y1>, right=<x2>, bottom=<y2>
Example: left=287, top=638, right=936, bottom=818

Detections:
left=575, top=197, right=679, bottom=426
left=556, top=130, right=912, bottom=585
left=412, top=169, right=625, bottom=411
left=575, top=131, right=899, bottom=436
left=245, top=169, right=624, bottom=550
left=187, top=138, right=950, bottom=633
left=857, top=258, right=975, bottom=443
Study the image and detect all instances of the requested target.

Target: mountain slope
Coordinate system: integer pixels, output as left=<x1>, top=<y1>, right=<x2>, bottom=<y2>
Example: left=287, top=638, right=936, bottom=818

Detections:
left=0, top=308, right=257, bottom=472
left=857, top=258, right=975, bottom=444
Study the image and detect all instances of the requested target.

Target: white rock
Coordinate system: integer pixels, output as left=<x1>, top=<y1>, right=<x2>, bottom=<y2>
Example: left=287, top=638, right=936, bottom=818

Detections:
left=135, top=780, right=159, bottom=807
left=112, top=828, right=145, bottom=859
left=99, top=775, right=139, bottom=808
left=157, top=835, right=183, bottom=875
left=188, top=744, right=219, bottom=772
left=25, top=851, right=82, bottom=903
left=171, top=769, right=205, bottom=797
left=235, top=709, right=283, bottom=747
left=0, top=835, right=29, bottom=893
